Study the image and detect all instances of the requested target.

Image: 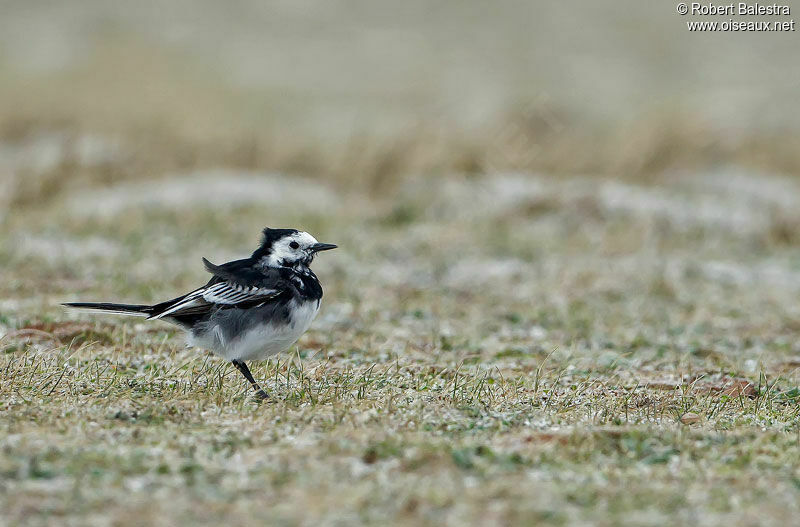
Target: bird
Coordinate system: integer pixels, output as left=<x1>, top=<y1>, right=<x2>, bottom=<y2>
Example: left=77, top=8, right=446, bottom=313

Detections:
left=63, top=227, right=337, bottom=399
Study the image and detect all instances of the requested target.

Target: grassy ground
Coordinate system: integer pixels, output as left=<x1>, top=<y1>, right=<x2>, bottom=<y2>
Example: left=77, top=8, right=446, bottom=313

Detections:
left=3, top=2, right=800, bottom=525
left=3, top=164, right=800, bottom=526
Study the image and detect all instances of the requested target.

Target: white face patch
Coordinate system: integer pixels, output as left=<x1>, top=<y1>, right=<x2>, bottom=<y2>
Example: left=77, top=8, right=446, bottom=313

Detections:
left=261, top=231, right=319, bottom=267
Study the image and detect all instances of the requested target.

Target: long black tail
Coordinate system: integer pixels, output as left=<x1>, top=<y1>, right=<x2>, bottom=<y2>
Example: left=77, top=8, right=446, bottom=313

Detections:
left=62, top=302, right=153, bottom=317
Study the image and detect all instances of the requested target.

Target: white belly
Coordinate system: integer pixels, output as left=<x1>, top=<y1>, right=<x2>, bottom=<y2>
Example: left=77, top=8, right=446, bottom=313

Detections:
left=191, top=299, right=320, bottom=361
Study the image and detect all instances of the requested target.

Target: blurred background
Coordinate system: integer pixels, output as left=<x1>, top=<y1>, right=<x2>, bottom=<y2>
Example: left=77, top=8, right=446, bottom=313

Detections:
left=5, top=3, right=800, bottom=524
left=2, top=0, right=800, bottom=355
left=2, top=0, right=799, bottom=193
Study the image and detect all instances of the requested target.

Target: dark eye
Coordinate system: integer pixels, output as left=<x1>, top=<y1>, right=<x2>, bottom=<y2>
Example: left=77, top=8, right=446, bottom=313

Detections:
left=289, top=241, right=300, bottom=249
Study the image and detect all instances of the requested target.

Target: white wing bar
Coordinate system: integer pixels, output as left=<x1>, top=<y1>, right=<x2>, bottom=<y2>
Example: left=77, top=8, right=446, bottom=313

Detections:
left=149, top=282, right=279, bottom=319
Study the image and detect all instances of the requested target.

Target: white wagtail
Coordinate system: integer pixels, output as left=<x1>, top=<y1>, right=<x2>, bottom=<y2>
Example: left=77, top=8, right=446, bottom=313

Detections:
left=64, top=227, right=336, bottom=399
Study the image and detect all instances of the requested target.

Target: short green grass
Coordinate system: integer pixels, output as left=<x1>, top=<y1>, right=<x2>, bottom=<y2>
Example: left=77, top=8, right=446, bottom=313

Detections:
left=3, top=160, right=800, bottom=526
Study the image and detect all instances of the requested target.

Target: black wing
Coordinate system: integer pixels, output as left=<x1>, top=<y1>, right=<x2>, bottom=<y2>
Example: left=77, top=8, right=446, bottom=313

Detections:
left=147, top=258, right=291, bottom=322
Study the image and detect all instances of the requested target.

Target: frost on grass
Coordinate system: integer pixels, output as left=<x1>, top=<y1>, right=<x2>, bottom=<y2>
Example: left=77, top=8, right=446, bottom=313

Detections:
left=3, top=168, right=800, bottom=526
left=63, top=170, right=343, bottom=219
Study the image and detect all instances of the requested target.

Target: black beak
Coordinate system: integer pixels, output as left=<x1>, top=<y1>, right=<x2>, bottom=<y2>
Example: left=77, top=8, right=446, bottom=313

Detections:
left=310, top=243, right=337, bottom=252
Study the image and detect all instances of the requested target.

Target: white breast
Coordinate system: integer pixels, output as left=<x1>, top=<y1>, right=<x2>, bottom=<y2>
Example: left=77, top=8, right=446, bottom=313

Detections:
left=193, top=299, right=321, bottom=362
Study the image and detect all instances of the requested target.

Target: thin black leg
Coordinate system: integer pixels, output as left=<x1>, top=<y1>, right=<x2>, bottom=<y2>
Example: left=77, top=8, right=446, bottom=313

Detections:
left=232, top=360, right=269, bottom=400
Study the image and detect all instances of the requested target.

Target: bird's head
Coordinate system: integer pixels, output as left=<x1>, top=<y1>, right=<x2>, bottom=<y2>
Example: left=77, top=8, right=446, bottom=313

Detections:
left=252, top=228, right=337, bottom=269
